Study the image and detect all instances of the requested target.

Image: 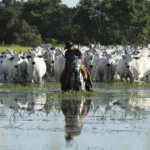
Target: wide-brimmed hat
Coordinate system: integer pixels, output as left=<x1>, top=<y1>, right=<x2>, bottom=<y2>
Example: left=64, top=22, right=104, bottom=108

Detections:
left=64, top=41, right=74, bottom=49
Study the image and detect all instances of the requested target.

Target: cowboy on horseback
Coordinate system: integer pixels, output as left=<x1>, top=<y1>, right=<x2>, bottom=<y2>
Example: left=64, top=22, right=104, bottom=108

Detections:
left=60, top=41, right=93, bottom=92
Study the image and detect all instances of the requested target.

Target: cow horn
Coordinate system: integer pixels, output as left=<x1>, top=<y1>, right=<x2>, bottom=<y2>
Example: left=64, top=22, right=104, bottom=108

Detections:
left=104, top=49, right=108, bottom=55
left=124, top=49, right=128, bottom=54
left=93, top=48, right=97, bottom=52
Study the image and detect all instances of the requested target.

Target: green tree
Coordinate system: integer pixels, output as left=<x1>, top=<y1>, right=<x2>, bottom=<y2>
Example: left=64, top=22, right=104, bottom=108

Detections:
left=12, top=19, right=42, bottom=46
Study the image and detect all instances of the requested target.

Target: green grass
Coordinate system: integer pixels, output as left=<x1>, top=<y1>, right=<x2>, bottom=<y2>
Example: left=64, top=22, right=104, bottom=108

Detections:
left=0, top=82, right=60, bottom=92
left=1, top=82, right=150, bottom=98
left=0, top=82, right=96, bottom=98
left=0, top=45, right=32, bottom=53
left=94, top=81, right=149, bottom=89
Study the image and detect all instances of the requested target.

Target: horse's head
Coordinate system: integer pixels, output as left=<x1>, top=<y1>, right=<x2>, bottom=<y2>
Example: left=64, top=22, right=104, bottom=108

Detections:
left=73, top=56, right=81, bottom=74
left=71, top=56, right=83, bottom=90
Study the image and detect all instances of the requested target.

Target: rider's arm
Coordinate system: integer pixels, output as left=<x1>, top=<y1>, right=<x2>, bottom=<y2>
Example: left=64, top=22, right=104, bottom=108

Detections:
left=65, top=50, right=73, bottom=64
left=77, top=49, right=84, bottom=62
left=77, top=49, right=82, bottom=59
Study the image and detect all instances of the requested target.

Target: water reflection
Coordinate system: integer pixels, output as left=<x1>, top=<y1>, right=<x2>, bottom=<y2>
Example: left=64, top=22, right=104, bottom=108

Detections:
left=0, top=92, right=59, bottom=118
left=61, top=97, right=92, bottom=141
left=92, top=94, right=150, bottom=122
left=0, top=90, right=150, bottom=150
left=0, top=91, right=150, bottom=122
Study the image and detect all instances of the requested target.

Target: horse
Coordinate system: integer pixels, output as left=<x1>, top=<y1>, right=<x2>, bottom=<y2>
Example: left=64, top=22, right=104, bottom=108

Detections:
left=70, top=56, right=86, bottom=91
left=62, top=56, right=86, bottom=92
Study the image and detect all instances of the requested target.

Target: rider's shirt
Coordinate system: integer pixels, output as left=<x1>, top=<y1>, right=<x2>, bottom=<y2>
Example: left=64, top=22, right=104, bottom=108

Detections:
left=65, top=48, right=82, bottom=64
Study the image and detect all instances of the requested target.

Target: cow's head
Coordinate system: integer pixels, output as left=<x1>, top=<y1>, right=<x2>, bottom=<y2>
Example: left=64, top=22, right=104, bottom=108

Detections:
left=122, top=53, right=132, bottom=68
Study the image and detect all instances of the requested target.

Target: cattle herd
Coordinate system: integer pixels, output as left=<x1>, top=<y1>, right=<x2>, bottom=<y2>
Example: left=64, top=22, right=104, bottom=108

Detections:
left=0, top=43, right=150, bottom=84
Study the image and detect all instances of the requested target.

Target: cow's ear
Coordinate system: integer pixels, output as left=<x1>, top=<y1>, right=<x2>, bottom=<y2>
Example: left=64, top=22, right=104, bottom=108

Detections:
left=50, top=47, right=55, bottom=50
left=38, top=55, right=43, bottom=58
left=122, top=55, right=126, bottom=59
left=134, top=51, right=140, bottom=55
left=133, top=57, right=140, bottom=60
left=132, top=50, right=136, bottom=55
left=21, top=56, right=25, bottom=59
left=26, top=56, right=31, bottom=59
left=9, top=57, right=14, bottom=61
left=112, top=51, right=116, bottom=55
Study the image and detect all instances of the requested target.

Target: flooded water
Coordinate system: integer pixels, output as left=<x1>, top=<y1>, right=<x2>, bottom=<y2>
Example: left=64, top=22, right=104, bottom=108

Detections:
left=0, top=85, right=150, bottom=150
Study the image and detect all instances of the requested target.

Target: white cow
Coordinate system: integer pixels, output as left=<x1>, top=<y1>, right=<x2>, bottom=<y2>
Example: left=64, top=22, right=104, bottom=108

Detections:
left=129, top=56, right=150, bottom=81
left=43, top=48, right=56, bottom=81
left=1, top=50, right=16, bottom=82
left=7, top=52, right=25, bottom=82
left=97, top=52, right=117, bottom=82
left=53, top=55, right=65, bottom=81
left=116, top=51, right=134, bottom=83
left=26, top=51, right=46, bottom=83
left=83, top=49, right=102, bottom=81
left=2, top=55, right=15, bottom=82
left=0, top=54, right=3, bottom=76
left=13, top=56, right=28, bottom=83
left=44, top=48, right=56, bottom=73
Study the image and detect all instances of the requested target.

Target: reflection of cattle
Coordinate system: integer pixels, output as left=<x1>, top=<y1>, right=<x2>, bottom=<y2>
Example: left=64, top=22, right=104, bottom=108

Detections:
left=61, top=98, right=92, bottom=141
left=1, top=93, right=60, bottom=117
left=92, top=93, right=150, bottom=120
left=1, top=93, right=47, bottom=116
left=129, top=97, right=150, bottom=110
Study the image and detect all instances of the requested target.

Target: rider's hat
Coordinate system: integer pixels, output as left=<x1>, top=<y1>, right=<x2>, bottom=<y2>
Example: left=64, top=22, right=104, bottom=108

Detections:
left=64, top=41, right=74, bottom=50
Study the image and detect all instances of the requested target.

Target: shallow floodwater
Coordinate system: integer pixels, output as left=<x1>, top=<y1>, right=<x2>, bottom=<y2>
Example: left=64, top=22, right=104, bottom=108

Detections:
left=0, top=86, right=150, bottom=150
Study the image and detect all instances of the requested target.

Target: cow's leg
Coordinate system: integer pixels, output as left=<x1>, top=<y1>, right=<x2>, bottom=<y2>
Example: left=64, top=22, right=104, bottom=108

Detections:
left=39, top=76, right=42, bottom=83
left=99, top=73, right=103, bottom=82
left=3, top=73, right=7, bottom=82
left=103, top=69, right=107, bottom=82
left=138, top=73, right=144, bottom=81
left=29, top=75, right=34, bottom=83
left=120, top=75, right=124, bottom=82
left=147, top=72, right=150, bottom=82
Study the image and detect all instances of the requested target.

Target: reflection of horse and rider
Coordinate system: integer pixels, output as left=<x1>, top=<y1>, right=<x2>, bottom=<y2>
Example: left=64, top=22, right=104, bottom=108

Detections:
left=61, top=98, right=92, bottom=141
left=60, top=41, right=93, bottom=92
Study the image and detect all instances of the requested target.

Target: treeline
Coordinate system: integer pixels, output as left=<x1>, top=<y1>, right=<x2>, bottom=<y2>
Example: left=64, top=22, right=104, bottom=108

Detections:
left=0, top=0, right=150, bottom=46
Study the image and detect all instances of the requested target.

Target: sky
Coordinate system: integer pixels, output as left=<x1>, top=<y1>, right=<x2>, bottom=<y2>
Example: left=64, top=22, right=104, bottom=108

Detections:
left=62, top=0, right=80, bottom=7
left=0, top=0, right=80, bottom=7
